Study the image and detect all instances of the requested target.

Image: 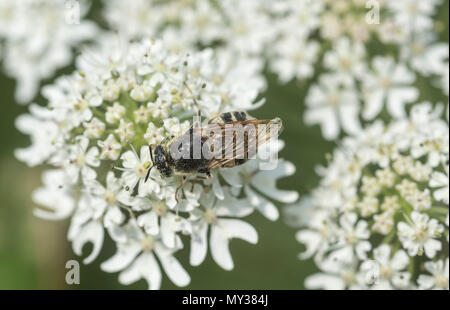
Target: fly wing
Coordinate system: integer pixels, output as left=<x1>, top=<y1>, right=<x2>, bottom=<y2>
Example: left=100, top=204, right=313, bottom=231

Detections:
left=195, top=119, right=282, bottom=170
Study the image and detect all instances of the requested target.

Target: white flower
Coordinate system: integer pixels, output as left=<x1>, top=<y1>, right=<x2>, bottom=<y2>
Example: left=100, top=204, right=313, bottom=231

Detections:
left=106, top=102, right=126, bottom=124
left=32, top=169, right=76, bottom=221
left=98, top=134, right=122, bottom=161
left=117, top=145, right=157, bottom=197
left=0, top=0, right=98, bottom=103
left=84, top=117, right=105, bottom=139
left=220, top=157, right=298, bottom=221
left=270, top=35, right=319, bottom=83
left=402, top=40, right=449, bottom=77
left=295, top=205, right=339, bottom=262
left=68, top=194, right=105, bottom=265
left=294, top=105, right=449, bottom=290
left=130, top=82, right=154, bottom=102
left=103, top=0, right=164, bottom=39
left=179, top=0, right=223, bottom=45
left=14, top=104, right=62, bottom=166
left=101, top=220, right=190, bottom=290
left=398, top=212, right=444, bottom=258
left=334, top=213, right=371, bottom=262
left=115, top=120, right=136, bottom=143
left=361, top=56, right=418, bottom=120
left=88, top=172, right=127, bottom=228
left=265, top=0, right=322, bottom=38
left=430, top=166, right=449, bottom=204
left=305, top=255, right=366, bottom=290
left=189, top=191, right=257, bottom=270
left=361, top=245, right=410, bottom=289
left=134, top=105, right=151, bottom=124
left=16, top=36, right=294, bottom=289
left=133, top=197, right=193, bottom=249
left=144, top=122, right=165, bottom=145
left=66, top=136, right=100, bottom=183
left=221, top=0, right=275, bottom=55
left=323, top=37, right=367, bottom=86
left=417, top=259, right=449, bottom=290
left=305, top=74, right=361, bottom=140
left=388, top=0, right=442, bottom=35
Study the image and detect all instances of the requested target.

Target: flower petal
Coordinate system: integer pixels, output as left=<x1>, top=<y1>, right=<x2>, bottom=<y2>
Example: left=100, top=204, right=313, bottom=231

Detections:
left=72, top=221, right=104, bottom=264
left=190, top=223, right=208, bottom=266
left=155, top=244, right=191, bottom=287
left=101, top=243, right=141, bottom=273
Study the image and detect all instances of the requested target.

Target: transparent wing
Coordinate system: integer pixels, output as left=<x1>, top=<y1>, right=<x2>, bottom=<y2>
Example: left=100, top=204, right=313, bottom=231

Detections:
left=192, top=119, right=281, bottom=170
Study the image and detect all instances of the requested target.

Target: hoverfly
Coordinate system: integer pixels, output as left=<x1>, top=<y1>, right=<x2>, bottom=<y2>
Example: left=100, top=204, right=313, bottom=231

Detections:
left=144, top=110, right=282, bottom=201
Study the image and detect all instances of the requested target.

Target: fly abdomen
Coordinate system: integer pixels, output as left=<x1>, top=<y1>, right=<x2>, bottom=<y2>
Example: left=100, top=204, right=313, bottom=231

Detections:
left=207, top=111, right=252, bottom=125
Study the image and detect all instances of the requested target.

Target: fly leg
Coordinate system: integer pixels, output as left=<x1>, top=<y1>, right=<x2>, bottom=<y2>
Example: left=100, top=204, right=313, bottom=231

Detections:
left=196, top=169, right=212, bottom=180
left=144, top=145, right=155, bottom=183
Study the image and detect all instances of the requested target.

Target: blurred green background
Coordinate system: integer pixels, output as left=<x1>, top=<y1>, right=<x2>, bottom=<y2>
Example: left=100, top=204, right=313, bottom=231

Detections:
left=0, top=2, right=448, bottom=289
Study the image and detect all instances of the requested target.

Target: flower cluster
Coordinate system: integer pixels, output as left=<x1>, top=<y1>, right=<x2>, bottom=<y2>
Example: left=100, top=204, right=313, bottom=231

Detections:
left=15, top=36, right=298, bottom=289
left=102, top=0, right=449, bottom=140
left=291, top=103, right=449, bottom=290
left=0, top=0, right=98, bottom=103
left=103, top=0, right=275, bottom=56
left=300, top=0, right=448, bottom=140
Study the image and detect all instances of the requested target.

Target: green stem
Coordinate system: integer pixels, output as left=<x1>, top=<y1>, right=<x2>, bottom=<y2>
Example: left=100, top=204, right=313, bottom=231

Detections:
left=92, top=107, right=105, bottom=121
left=407, top=257, right=415, bottom=279
left=382, top=228, right=397, bottom=245
left=428, top=206, right=449, bottom=215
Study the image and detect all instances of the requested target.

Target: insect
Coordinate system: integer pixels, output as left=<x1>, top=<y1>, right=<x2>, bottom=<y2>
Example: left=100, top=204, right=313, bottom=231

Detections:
left=144, top=110, right=282, bottom=201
